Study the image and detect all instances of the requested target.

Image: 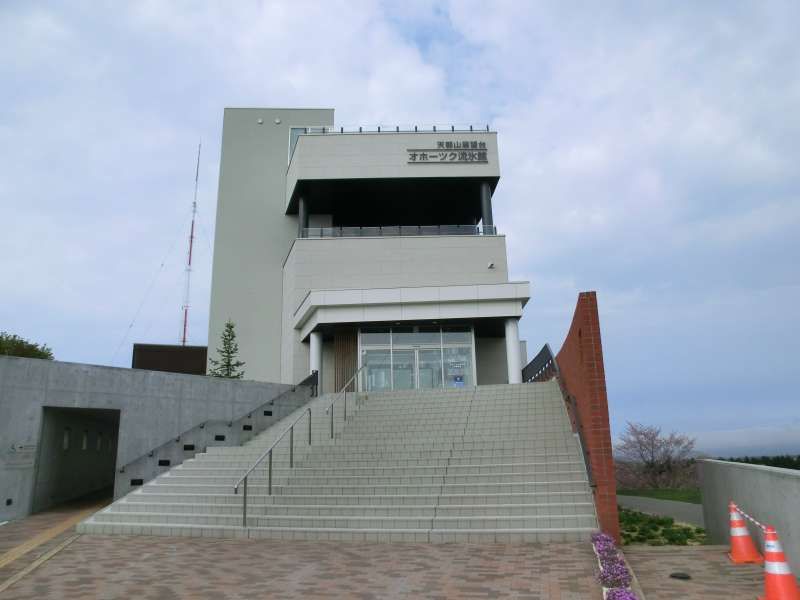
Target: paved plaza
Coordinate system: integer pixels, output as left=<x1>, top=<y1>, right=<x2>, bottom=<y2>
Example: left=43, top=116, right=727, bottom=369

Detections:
left=625, top=544, right=764, bottom=599
left=1, top=533, right=601, bottom=599
left=4, top=502, right=791, bottom=600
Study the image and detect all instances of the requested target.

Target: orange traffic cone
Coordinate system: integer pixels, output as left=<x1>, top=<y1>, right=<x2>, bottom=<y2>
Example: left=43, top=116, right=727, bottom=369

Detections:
left=759, top=526, right=800, bottom=600
left=728, top=501, right=763, bottom=564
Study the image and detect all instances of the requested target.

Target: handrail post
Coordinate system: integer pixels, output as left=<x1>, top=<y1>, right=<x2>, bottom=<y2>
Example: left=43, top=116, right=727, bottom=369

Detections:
left=242, top=476, right=248, bottom=527
left=289, top=425, right=294, bottom=468
left=268, top=449, right=273, bottom=495
left=330, top=404, right=334, bottom=439
left=344, top=390, right=347, bottom=421
left=308, top=408, right=312, bottom=445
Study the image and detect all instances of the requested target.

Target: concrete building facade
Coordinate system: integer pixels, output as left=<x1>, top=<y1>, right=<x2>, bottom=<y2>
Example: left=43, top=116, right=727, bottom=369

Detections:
left=209, top=108, right=530, bottom=393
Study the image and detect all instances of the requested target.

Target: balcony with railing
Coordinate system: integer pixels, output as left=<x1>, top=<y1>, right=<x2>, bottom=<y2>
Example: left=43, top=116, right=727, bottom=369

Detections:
left=286, top=127, right=499, bottom=216
left=300, top=224, right=497, bottom=239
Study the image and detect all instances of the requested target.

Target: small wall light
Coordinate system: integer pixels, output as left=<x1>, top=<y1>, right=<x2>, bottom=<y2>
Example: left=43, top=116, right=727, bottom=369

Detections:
left=257, top=118, right=264, bottom=125
left=488, top=262, right=495, bottom=269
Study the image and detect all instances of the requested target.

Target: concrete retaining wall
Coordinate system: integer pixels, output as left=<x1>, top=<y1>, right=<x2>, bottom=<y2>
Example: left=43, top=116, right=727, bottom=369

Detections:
left=0, top=356, right=297, bottom=521
left=700, top=458, right=800, bottom=574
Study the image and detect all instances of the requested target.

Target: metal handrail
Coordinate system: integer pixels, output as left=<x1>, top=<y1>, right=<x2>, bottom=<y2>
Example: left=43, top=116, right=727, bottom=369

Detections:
left=233, top=371, right=317, bottom=527
left=299, top=124, right=493, bottom=135
left=300, top=225, right=497, bottom=239
left=522, top=343, right=559, bottom=383
left=232, top=365, right=366, bottom=528
left=324, top=365, right=367, bottom=439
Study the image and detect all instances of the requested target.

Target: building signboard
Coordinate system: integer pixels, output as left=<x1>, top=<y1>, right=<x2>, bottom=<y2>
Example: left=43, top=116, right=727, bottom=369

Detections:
left=407, top=140, right=488, bottom=164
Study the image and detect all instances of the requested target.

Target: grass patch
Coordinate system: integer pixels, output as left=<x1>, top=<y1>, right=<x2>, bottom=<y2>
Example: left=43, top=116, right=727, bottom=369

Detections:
left=617, top=488, right=702, bottom=504
left=619, top=506, right=706, bottom=546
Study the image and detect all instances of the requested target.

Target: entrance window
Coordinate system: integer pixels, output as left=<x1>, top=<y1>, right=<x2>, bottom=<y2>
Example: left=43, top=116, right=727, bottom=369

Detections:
left=444, top=346, right=474, bottom=388
left=358, top=325, right=475, bottom=391
left=361, top=327, right=390, bottom=346
left=392, top=350, right=416, bottom=390
left=362, top=349, right=391, bottom=391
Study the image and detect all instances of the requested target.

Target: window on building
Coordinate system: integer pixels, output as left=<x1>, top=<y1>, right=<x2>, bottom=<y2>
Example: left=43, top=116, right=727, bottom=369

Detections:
left=359, top=325, right=475, bottom=391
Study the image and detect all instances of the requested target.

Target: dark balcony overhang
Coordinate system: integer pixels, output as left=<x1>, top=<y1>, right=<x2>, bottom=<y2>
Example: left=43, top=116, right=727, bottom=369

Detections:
left=285, top=177, right=499, bottom=227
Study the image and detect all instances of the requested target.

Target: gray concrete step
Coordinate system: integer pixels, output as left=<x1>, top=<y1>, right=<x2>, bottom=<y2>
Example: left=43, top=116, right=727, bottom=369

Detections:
left=80, top=382, right=597, bottom=542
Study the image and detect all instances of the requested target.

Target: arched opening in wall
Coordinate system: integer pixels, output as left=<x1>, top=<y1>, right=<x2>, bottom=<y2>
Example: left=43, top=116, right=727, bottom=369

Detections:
left=31, top=407, right=120, bottom=514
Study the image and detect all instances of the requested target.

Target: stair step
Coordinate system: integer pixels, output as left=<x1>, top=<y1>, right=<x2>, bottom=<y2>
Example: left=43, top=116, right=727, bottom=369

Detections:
left=110, top=501, right=594, bottom=517
left=92, top=510, right=598, bottom=530
left=77, top=520, right=594, bottom=543
left=83, top=382, right=597, bottom=542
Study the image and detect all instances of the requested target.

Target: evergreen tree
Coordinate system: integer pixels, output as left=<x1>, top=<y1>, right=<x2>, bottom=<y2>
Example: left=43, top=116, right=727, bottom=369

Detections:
left=208, top=320, right=245, bottom=379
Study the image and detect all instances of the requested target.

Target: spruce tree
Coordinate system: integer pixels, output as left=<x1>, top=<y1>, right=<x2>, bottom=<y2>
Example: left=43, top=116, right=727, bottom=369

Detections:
left=208, top=320, right=245, bottom=379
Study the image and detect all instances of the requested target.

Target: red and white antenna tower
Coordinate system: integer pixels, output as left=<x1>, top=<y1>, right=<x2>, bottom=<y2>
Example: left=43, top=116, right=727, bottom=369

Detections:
left=181, top=142, right=201, bottom=346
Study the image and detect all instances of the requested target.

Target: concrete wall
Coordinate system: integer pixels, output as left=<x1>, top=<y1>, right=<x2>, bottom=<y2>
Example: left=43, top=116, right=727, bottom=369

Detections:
left=0, top=356, right=294, bottom=521
left=476, top=336, right=507, bottom=385
left=286, top=130, right=499, bottom=208
left=700, top=459, right=800, bottom=574
left=208, top=107, right=334, bottom=384
left=281, top=235, right=510, bottom=384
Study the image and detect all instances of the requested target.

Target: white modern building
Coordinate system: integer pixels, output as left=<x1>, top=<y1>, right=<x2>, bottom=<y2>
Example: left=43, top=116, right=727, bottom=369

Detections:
left=208, top=108, right=529, bottom=393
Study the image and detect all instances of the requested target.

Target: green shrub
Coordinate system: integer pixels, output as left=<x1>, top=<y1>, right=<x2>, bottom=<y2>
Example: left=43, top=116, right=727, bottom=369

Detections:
left=618, top=506, right=706, bottom=546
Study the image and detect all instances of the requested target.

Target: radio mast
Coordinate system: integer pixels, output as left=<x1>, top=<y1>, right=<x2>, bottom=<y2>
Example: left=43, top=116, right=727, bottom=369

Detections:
left=181, top=142, right=201, bottom=346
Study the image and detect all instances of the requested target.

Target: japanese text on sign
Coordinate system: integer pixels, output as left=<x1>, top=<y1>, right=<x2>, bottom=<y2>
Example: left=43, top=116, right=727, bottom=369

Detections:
left=407, top=140, right=488, bottom=164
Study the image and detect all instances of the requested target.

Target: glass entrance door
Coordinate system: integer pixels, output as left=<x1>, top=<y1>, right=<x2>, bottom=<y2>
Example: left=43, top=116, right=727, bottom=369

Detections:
left=359, top=326, right=475, bottom=391
left=362, top=349, right=392, bottom=391
left=417, top=349, right=443, bottom=389
left=392, top=350, right=416, bottom=390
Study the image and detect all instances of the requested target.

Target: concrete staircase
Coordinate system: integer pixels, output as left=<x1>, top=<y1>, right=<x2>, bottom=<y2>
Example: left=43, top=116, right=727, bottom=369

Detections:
left=78, top=381, right=598, bottom=542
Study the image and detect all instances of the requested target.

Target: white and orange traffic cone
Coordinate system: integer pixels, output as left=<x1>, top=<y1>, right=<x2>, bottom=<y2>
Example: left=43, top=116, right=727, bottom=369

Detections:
left=728, top=501, right=763, bottom=564
left=759, top=526, right=800, bottom=600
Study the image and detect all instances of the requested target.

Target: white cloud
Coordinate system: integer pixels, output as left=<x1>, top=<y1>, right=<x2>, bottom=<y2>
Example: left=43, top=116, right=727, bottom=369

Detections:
left=1, top=1, right=798, bottom=439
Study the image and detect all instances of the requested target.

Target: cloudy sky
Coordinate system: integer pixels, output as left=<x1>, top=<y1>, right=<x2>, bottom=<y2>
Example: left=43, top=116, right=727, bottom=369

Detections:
left=2, top=1, right=798, bottom=456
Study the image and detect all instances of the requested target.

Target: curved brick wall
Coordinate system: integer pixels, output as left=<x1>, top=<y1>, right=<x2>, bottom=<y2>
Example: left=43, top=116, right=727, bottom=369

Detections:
left=556, top=292, right=619, bottom=540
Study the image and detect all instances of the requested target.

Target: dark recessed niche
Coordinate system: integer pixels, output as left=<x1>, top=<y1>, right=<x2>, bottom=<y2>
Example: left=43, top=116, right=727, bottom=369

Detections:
left=183, top=444, right=195, bottom=452
left=214, top=435, right=225, bottom=441
left=130, top=479, right=144, bottom=486
left=264, top=410, right=273, bottom=416
left=243, top=424, right=253, bottom=431
left=5, top=498, right=11, bottom=506
left=158, top=459, right=171, bottom=467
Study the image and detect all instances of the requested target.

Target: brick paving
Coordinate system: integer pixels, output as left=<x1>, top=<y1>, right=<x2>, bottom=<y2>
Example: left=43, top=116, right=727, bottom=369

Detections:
left=2, top=534, right=603, bottom=599
left=0, top=496, right=108, bottom=586
left=624, top=544, right=765, bottom=599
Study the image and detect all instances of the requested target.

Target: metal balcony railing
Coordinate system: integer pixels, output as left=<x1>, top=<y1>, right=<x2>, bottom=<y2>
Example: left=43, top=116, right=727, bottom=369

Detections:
left=300, top=224, right=497, bottom=239
left=298, top=124, right=492, bottom=135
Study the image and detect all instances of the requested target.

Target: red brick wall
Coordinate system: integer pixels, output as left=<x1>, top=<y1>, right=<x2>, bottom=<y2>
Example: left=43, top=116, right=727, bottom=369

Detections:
left=555, top=292, right=619, bottom=540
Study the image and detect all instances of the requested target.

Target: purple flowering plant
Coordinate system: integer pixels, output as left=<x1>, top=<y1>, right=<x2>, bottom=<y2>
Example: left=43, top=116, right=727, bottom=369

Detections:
left=597, top=559, right=633, bottom=588
left=605, top=589, right=638, bottom=600
left=591, top=531, right=637, bottom=598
